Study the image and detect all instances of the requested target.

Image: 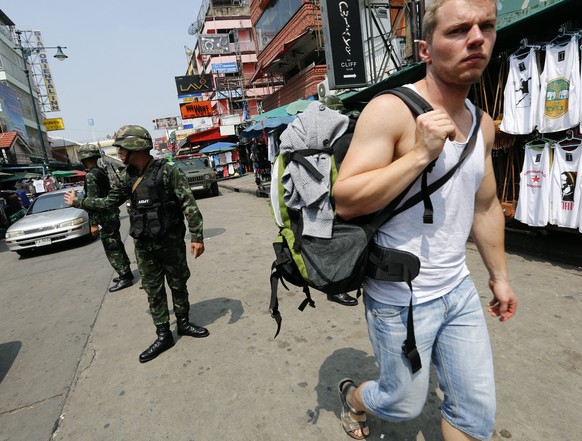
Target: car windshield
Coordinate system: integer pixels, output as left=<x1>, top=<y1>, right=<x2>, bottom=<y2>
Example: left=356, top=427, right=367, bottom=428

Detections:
left=174, top=158, right=209, bottom=170
left=28, top=190, right=84, bottom=215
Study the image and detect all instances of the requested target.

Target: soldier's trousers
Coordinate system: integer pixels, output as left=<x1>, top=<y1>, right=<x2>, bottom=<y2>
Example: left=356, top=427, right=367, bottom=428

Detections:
left=134, top=227, right=191, bottom=326
left=100, top=217, right=131, bottom=277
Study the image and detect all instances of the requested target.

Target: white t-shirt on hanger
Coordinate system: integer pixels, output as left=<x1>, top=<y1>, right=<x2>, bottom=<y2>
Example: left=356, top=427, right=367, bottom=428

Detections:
left=515, top=142, right=552, bottom=226
left=538, top=36, right=581, bottom=133
left=500, top=48, right=540, bottom=135
left=549, top=142, right=582, bottom=229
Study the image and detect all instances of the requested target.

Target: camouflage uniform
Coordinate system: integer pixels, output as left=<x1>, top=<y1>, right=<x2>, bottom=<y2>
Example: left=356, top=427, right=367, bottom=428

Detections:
left=83, top=165, right=131, bottom=278
left=75, top=159, right=204, bottom=326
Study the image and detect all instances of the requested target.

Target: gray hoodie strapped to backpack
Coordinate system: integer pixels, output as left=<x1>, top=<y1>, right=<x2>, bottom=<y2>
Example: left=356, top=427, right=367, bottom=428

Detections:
left=279, top=101, right=350, bottom=239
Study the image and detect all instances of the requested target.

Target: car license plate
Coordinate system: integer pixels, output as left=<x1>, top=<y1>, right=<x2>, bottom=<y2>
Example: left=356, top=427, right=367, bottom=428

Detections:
left=35, top=238, right=52, bottom=247
left=190, top=185, right=204, bottom=191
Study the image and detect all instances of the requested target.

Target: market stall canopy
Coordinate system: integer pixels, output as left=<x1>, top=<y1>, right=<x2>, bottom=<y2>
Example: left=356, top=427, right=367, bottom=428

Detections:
left=247, top=106, right=291, bottom=122
left=199, top=142, right=238, bottom=154
left=247, top=97, right=316, bottom=122
left=186, top=127, right=231, bottom=144
left=51, top=170, right=77, bottom=177
left=285, top=99, right=311, bottom=115
left=240, top=115, right=296, bottom=139
left=0, top=172, right=41, bottom=182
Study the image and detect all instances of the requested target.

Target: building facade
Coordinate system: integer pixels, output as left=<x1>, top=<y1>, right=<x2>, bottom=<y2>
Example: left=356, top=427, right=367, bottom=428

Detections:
left=0, top=11, right=47, bottom=165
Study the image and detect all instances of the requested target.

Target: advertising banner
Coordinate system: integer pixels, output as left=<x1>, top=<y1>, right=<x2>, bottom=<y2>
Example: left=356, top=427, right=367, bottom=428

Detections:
left=211, top=62, right=238, bottom=74
left=175, top=75, right=213, bottom=97
left=33, top=31, right=61, bottom=111
left=0, top=82, right=29, bottom=143
left=43, top=117, right=65, bottom=131
left=153, top=116, right=179, bottom=130
left=199, top=34, right=231, bottom=55
left=180, top=101, right=213, bottom=119
left=320, top=0, right=367, bottom=88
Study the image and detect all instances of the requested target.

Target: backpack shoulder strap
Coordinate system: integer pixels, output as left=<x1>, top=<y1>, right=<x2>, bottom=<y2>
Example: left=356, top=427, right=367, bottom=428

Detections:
left=374, top=86, right=434, bottom=116
left=370, top=108, right=483, bottom=229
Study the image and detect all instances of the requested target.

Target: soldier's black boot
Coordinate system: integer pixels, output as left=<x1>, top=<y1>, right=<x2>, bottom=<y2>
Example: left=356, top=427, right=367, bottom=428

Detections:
left=109, top=272, right=133, bottom=292
left=176, top=313, right=209, bottom=338
left=139, top=323, right=175, bottom=363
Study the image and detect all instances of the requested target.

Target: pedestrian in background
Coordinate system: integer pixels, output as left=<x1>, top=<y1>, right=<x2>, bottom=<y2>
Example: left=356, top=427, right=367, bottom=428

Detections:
left=333, top=0, right=518, bottom=439
left=78, top=143, right=133, bottom=292
left=65, top=126, right=209, bottom=363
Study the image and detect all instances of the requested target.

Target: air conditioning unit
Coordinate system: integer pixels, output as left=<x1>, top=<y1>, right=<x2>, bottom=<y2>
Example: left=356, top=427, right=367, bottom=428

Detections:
left=317, top=78, right=329, bottom=100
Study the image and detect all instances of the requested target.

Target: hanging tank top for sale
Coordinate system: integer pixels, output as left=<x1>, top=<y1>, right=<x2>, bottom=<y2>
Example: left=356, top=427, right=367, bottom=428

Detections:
left=515, top=142, right=552, bottom=226
left=499, top=48, right=540, bottom=135
left=538, top=36, right=581, bottom=133
left=549, top=142, right=582, bottom=229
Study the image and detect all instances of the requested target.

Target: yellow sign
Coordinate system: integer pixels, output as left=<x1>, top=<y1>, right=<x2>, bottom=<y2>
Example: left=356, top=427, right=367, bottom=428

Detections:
left=43, top=117, right=65, bottom=131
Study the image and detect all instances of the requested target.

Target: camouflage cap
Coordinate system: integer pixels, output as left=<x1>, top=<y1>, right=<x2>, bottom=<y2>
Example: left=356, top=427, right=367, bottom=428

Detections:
left=112, top=125, right=153, bottom=151
left=78, top=143, right=101, bottom=161
left=319, top=94, right=345, bottom=112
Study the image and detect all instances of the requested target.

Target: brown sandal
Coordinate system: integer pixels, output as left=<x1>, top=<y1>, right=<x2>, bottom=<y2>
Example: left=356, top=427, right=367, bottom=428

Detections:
left=338, top=378, right=369, bottom=440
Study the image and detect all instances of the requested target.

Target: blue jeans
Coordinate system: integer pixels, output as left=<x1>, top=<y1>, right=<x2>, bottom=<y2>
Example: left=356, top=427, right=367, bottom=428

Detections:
left=361, top=276, right=495, bottom=440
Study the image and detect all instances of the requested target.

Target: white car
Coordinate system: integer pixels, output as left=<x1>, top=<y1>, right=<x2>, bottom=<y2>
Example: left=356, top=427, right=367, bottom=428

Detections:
left=4, top=187, right=91, bottom=256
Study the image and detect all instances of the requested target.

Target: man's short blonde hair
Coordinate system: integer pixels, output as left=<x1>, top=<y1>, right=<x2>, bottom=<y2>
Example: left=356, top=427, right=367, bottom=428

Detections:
left=422, top=0, right=497, bottom=43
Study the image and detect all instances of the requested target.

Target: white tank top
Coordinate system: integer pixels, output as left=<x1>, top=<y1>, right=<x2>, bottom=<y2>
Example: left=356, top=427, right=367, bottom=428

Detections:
left=364, top=99, right=484, bottom=306
left=549, top=142, right=582, bottom=229
left=515, top=142, right=552, bottom=226
left=499, top=48, right=540, bottom=135
left=538, top=36, right=581, bottom=133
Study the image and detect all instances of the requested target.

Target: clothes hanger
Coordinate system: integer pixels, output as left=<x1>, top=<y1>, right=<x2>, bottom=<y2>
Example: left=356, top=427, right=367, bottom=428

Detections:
left=556, top=129, right=582, bottom=150
left=543, top=26, right=580, bottom=50
left=510, top=38, right=541, bottom=58
left=524, top=132, right=554, bottom=149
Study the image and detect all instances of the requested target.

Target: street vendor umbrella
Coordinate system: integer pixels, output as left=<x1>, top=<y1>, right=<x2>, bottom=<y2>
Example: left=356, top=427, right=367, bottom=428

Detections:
left=199, top=142, right=237, bottom=154
left=240, top=115, right=296, bottom=139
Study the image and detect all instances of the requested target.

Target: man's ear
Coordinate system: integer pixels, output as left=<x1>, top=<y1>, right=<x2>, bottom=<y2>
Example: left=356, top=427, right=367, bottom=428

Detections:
left=418, top=40, right=431, bottom=63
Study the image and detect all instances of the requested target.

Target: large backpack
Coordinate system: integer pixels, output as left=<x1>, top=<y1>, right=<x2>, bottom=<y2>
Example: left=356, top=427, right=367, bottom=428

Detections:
left=269, top=87, right=481, bottom=372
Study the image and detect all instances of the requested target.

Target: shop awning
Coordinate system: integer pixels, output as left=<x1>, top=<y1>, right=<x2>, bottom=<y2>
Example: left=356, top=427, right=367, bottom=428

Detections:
left=496, top=0, right=572, bottom=31
left=186, top=127, right=230, bottom=144
left=240, top=116, right=296, bottom=139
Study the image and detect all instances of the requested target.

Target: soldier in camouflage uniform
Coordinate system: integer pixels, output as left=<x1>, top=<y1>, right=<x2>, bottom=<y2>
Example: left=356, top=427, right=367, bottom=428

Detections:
left=65, top=125, right=209, bottom=363
left=78, top=144, right=133, bottom=292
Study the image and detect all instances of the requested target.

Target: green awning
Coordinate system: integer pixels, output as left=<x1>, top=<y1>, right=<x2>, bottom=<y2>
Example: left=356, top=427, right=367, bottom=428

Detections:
left=496, top=0, right=572, bottom=30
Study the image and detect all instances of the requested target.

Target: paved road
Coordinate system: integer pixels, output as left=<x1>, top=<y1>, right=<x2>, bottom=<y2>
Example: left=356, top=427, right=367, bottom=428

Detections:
left=1, top=184, right=581, bottom=440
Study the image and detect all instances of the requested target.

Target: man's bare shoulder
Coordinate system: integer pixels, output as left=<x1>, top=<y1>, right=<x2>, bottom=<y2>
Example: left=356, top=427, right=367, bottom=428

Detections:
left=354, top=92, right=417, bottom=139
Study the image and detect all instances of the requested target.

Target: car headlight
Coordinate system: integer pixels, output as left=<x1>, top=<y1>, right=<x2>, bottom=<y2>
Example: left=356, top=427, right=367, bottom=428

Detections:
left=204, top=174, right=210, bottom=180
left=5, top=230, right=24, bottom=239
left=58, top=217, right=85, bottom=228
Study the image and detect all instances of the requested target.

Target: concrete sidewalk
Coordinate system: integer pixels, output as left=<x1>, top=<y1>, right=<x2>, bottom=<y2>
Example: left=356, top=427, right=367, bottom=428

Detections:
left=218, top=173, right=270, bottom=198
left=45, top=187, right=581, bottom=441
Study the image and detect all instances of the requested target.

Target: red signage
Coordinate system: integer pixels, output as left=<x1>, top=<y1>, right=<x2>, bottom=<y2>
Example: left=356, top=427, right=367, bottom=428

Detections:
left=179, top=101, right=213, bottom=119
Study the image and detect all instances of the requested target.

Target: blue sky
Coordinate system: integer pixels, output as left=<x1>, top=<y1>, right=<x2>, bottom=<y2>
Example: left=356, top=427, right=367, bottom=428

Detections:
left=3, top=0, right=201, bottom=143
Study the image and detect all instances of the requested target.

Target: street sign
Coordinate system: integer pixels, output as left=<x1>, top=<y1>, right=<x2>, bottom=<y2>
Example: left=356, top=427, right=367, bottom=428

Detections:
left=43, top=117, right=65, bottom=131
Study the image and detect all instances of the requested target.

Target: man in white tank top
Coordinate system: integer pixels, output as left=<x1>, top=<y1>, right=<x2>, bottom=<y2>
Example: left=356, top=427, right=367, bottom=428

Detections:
left=333, top=1, right=518, bottom=440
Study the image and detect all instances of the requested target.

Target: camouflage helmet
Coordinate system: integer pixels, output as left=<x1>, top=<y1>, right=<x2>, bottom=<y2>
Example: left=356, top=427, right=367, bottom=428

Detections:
left=78, top=143, right=101, bottom=161
left=112, top=125, right=153, bottom=151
